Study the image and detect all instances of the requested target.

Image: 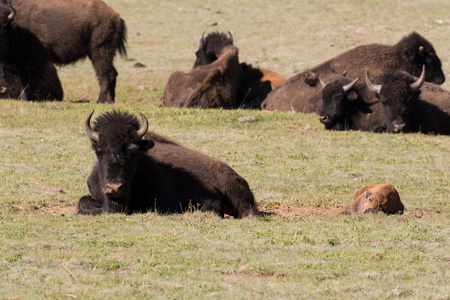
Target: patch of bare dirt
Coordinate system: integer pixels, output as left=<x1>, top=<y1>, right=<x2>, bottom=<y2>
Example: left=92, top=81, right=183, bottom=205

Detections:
left=259, top=203, right=340, bottom=218
left=10, top=204, right=77, bottom=216
left=259, top=204, right=429, bottom=219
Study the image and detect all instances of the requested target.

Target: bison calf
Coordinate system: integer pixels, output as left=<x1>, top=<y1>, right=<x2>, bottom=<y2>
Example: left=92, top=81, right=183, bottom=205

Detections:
left=78, top=110, right=259, bottom=218
left=336, top=184, right=404, bottom=216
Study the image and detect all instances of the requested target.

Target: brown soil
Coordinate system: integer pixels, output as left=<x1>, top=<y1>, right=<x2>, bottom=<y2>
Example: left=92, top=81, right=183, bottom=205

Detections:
left=9, top=203, right=426, bottom=219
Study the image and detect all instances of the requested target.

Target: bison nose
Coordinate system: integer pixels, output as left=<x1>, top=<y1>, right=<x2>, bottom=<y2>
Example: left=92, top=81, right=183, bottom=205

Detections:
left=319, top=115, right=329, bottom=124
left=102, top=183, right=124, bottom=198
left=392, top=123, right=406, bottom=133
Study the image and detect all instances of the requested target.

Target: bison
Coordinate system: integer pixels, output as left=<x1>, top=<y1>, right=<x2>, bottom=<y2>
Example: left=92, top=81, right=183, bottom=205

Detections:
left=365, top=67, right=450, bottom=135
left=261, top=67, right=348, bottom=112
left=0, top=6, right=62, bottom=101
left=165, top=31, right=285, bottom=108
left=162, top=44, right=244, bottom=108
left=78, top=110, right=259, bottom=218
left=2, top=0, right=127, bottom=103
left=336, top=184, right=404, bottom=216
left=319, top=66, right=425, bottom=132
left=262, top=31, right=445, bottom=113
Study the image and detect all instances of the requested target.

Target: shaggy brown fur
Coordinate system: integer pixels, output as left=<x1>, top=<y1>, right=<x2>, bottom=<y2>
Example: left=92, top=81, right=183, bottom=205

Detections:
left=4, top=0, right=127, bottom=103
left=0, top=8, right=63, bottom=101
left=336, top=184, right=404, bottom=215
left=263, top=32, right=445, bottom=113
left=261, top=68, right=347, bottom=113
left=188, top=31, right=286, bottom=108
left=78, top=110, right=259, bottom=218
left=163, top=45, right=244, bottom=108
left=410, top=81, right=450, bottom=135
left=240, top=63, right=286, bottom=108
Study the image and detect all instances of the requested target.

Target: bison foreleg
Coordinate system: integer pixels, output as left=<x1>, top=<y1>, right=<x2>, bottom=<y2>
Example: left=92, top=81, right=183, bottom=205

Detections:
left=77, top=195, right=104, bottom=215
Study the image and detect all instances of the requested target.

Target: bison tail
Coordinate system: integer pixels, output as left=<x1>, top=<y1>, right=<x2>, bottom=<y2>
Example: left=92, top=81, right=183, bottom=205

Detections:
left=117, top=18, right=127, bottom=58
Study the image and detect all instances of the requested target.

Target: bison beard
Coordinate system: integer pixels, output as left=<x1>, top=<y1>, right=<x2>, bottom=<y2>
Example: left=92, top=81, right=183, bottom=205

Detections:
left=78, top=110, right=259, bottom=218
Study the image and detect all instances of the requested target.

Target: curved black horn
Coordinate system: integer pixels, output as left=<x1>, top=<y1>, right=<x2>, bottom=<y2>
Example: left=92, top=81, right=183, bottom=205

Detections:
left=85, top=110, right=99, bottom=142
left=410, top=65, right=425, bottom=91
left=199, top=31, right=206, bottom=48
left=228, top=31, right=233, bottom=43
left=365, top=69, right=382, bottom=94
left=342, top=78, right=359, bottom=92
left=136, top=112, right=149, bottom=139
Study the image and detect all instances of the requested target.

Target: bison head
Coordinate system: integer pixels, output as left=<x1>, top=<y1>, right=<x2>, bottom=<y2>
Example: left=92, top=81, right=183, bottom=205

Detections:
left=361, top=191, right=386, bottom=214
left=193, top=31, right=234, bottom=67
left=319, top=77, right=359, bottom=130
left=0, top=3, right=14, bottom=24
left=400, top=32, right=445, bottom=84
left=85, top=110, right=153, bottom=210
left=365, top=67, right=424, bottom=133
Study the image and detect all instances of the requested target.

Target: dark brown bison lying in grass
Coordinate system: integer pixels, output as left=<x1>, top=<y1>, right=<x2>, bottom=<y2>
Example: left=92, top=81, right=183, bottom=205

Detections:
left=263, top=32, right=445, bottom=113
left=163, top=44, right=243, bottom=108
left=365, top=66, right=450, bottom=135
left=336, top=184, right=404, bottom=216
left=78, top=110, right=259, bottom=218
left=163, top=31, right=285, bottom=109
left=2, top=0, right=127, bottom=103
left=319, top=66, right=425, bottom=133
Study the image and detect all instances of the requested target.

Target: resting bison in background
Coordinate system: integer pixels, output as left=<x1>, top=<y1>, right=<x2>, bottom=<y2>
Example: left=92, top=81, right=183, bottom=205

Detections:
left=413, top=84, right=450, bottom=135
left=263, top=31, right=445, bottom=113
left=163, top=44, right=244, bottom=108
left=365, top=68, right=450, bottom=135
left=319, top=66, right=425, bottom=133
left=261, top=68, right=347, bottom=112
left=189, top=31, right=286, bottom=108
left=336, top=184, right=404, bottom=216
left=78, top=110, right=259, bottom=218
left=0, top=7, right=62, bottom=100
left=2, top=0, right=127, bottom=103
left=240, top=64, right=286, bottom=108
left=314, top=32, right=445, bottom=84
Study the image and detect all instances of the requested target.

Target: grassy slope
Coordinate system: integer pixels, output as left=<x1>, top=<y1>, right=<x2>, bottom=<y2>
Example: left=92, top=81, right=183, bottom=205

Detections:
left=0, top=0, right=449, bottom=298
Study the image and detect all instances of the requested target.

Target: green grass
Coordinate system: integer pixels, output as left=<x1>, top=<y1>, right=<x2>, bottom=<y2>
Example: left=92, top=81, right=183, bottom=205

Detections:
left=0, top=0, right=449, bottom=298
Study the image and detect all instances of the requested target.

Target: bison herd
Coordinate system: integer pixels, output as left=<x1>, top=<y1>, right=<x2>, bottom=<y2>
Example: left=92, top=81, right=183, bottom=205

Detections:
left=0, top=0, right=446, bottom=216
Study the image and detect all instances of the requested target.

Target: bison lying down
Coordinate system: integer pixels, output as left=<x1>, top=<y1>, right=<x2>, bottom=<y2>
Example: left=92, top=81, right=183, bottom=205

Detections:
left=78, top=110, right=259, bottom=218
left=336, top=184, right=404, bottom=216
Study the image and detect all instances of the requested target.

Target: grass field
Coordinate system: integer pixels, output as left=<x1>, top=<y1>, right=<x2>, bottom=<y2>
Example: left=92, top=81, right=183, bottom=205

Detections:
left=0, top=0, right=449, bottom=298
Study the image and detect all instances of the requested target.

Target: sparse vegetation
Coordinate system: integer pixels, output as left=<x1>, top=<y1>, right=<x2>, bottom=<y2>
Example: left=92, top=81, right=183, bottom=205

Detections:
left=0, top=0, right=449, bottom=298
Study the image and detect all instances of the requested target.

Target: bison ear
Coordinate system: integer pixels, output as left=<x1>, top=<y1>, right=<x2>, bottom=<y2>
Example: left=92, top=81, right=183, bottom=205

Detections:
left=138, top=139, right=154, bottom=152
left=347, top=91, right=358, bottom=101
left=365, top=190, right=373, bottom=202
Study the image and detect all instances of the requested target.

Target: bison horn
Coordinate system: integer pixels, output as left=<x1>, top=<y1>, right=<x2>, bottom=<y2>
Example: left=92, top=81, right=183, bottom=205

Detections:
left=228, top=31, right=233, bottom=43
left=342, top=77, right=359, bottom=93
left=365, top=69, right=382, bottom=94
left=7, top=10, right=15, bottom=20
left=199, top=31, right=206, bottom=49
left=85, top=110, right=99, bottom=143
left=419, top=46, right=424, bottom=53
left=319, top=77, right=327, bottom=88
left=136, top=112, right=149, bottom=139
left=410, top=65, right=425, bottom=91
